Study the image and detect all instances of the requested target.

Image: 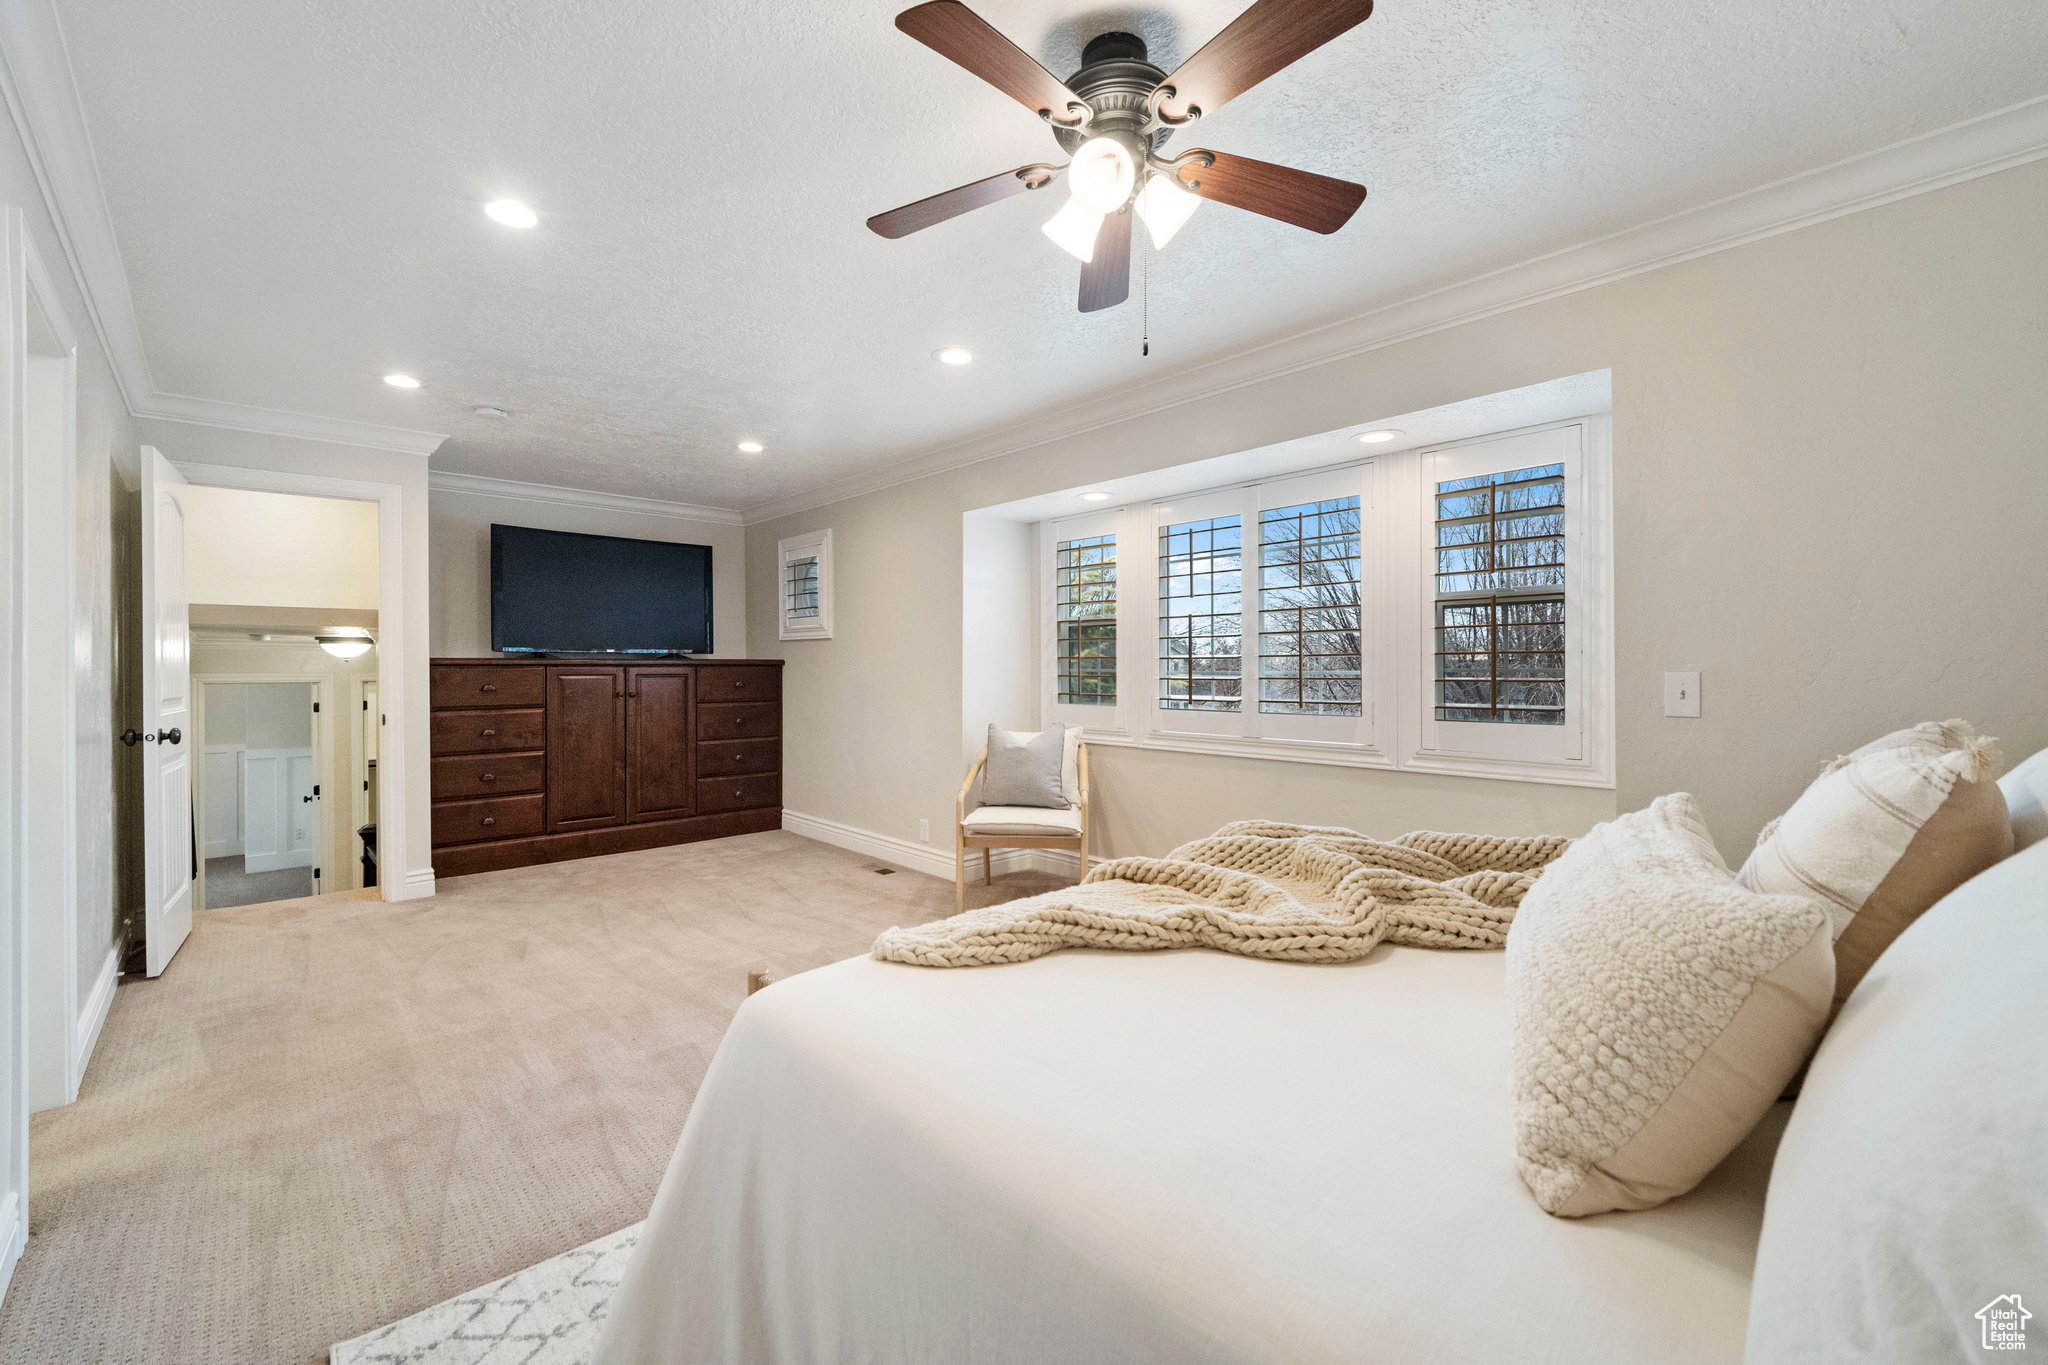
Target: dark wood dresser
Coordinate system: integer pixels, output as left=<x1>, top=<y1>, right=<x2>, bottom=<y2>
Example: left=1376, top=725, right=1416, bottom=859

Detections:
left=430, top=657, right=783, bottom=879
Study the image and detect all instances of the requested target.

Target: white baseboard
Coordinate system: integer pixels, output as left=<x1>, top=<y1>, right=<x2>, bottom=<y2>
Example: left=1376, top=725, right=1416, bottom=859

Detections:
left=396, top=868, right=435, bottom=902
left=782, top=810, right=1087, bottom=884
left=72, top=943, right=120, bottom=1094
left=0, top=1192, right=21, bottom=1308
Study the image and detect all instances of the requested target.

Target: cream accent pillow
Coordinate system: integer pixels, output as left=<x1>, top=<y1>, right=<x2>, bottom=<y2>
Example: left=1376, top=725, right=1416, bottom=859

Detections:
left=1739, top=719, right=2012, bottom=1011
left=1507, top=793, right=1833, bottom=1218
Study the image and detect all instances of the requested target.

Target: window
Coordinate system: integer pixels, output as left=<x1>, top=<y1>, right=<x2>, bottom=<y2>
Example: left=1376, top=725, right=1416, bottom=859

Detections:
left=1037, top=414, right=1609, bottom=786
left=778, top=528, right=832, bottom=640
left=1259, top=497, right=1362, bottom=716
left=1433, top=465, right=1564, bottom=724
left=1055, top=533, right=1117, bottom=705
left=1157, top=515, right=1241, bottom=711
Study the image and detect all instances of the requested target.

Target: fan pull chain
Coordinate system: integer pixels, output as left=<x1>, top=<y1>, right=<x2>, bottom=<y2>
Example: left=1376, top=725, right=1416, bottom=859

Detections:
left=1141, top=202, right=1151, bottom=357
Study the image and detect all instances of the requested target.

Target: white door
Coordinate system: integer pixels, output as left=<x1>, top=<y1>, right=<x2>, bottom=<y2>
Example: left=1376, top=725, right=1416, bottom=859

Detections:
left=140, top=447, right=193, bottom=976
left=286, top=752, right=316, bottom=862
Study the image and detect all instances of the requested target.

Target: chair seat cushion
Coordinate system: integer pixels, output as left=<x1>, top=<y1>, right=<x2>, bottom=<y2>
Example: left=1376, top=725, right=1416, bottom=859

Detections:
left=963, top=805, right=1083, bottom=837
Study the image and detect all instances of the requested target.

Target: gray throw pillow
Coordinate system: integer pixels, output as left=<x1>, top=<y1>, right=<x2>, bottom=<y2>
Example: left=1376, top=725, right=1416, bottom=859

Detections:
left=982, top=724, right=1068, bottom=808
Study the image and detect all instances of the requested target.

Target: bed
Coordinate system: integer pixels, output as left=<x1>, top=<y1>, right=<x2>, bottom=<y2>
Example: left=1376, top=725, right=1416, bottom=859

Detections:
left=593, top=942, right=1782, bottom=1365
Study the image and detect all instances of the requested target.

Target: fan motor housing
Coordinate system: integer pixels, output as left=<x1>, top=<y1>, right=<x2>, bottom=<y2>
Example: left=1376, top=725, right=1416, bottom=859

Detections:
left=1055, top=31, right=1170, bottom=156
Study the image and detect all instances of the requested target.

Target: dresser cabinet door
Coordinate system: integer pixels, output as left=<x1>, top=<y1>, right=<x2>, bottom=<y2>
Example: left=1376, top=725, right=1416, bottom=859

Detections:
left=626, top=667, right=694, bottom=822
left=546, top=667, right=625, bottom=832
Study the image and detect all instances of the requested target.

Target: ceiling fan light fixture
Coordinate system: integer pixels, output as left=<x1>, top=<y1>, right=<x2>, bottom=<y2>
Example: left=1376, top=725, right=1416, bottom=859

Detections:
left=1042, top=196, right=1104, bottom=263
left=1068, top=136, right=1137, bottom=215
left=1134, top=172, right=1201, bottom=250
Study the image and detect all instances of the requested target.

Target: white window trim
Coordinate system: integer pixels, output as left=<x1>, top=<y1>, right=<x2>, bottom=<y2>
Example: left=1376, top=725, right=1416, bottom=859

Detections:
left=1039, top=415, right=1613, bottom=788
left=779, top=528, right=833, bottom=641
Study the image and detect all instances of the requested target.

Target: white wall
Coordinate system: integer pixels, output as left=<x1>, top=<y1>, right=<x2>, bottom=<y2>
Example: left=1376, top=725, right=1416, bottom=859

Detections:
left=429, top=486, right=746, bottom=658
left=203, top=682, right=311, bottom=748
left=0, top=128, right=139, bottom=1298
left=181, top=484, right=377, bottom=609
left=133, top=419, right=432, bottom=901
left=749, top=160, right=2048, bottom=865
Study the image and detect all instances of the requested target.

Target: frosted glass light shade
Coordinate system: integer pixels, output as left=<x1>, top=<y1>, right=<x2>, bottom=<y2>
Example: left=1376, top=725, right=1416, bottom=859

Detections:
left=318, top=638, right=373, bottom=658
left=1135, top=173, right=1202, bottom=249
left=1069, top=137, right=1137, bottom=214
left=1042, top=197, right=1105, bottom=262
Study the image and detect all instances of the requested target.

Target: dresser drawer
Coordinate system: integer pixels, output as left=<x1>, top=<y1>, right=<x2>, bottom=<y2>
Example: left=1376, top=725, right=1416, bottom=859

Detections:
left=432, top=793, right=545, bottom=846
left=432, top=665, right=545, bottom=710
left=696, top=702, right=781, bottom=742
left=695, top=738, right=780, bottom=778
left=432, top=708, right=546, bottom=755
left=432, top=751, right=545, bottom=800
left=695, top=773, right=781, bottom=813
left=698, top=667, right=781, bottom=704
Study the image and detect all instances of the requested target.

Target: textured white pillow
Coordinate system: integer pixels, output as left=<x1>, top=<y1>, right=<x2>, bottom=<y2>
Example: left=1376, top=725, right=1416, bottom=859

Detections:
left=1745, top=839, right=2048, bottom=1363
left=1508, top=793, right=1833, bottom=1217
left=2001, top=744, right=2048, bottom=851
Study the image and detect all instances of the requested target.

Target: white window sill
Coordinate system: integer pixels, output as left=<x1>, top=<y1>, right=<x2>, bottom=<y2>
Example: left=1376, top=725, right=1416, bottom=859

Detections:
left=1063, top=721, right=1614, bottom=788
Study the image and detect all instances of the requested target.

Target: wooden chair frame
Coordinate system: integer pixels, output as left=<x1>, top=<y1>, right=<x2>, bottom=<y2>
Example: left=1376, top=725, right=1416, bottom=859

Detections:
left=955, top=743, right=1089, bottom=911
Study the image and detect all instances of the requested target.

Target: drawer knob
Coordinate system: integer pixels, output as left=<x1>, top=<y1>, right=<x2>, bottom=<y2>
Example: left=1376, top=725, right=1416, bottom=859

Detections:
left=733, top=680, right=743, bottom=688
left=482, top=684, right=498, bottom=692
left=734, top=788, right=743, bottom=797
left=482, top=817, right=496, bottom=826
left=481, top=773, right=496, bottom=782
left=481, top=728, right=496, bottom=737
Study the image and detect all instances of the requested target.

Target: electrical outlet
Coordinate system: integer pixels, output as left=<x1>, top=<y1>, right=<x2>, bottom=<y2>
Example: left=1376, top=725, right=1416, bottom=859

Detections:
left=919, top=819, right=930, bottom=843
left=1664, top=671, right=1702, bottom=718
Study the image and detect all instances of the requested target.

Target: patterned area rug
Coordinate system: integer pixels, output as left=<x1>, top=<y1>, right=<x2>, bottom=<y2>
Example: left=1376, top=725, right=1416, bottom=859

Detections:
left=331, top=1224, right=642, bottom=1364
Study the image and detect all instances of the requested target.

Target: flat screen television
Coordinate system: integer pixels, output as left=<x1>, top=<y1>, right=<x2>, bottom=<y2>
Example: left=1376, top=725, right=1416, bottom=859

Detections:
left=491, top=523, right=713, bottom=655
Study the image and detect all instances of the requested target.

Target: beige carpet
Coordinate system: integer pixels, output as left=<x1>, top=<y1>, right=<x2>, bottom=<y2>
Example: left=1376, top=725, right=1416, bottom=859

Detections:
left=0, top=831, right=1066, bottom=1364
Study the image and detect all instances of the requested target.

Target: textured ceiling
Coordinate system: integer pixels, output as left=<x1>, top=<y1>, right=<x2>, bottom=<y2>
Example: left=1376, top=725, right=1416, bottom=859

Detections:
left=53, top=0, right=2048, bottom=509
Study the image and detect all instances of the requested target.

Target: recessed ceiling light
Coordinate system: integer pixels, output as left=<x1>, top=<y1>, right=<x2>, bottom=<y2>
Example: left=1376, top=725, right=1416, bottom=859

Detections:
left=383, top=373, right=421, bottom=388
left=1080, top=492, right=1111, bottom=501
left=933, top=347, right=973, bottom=366
left=737, top=441, right=764, bottom=453
left=1356, top=428, right=1402, bottom=444
left=484, top=199, right=539, bottom=228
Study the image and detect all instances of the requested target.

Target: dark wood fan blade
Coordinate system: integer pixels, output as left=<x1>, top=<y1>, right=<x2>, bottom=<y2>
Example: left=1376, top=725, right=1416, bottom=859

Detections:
left=896, top=1, right=1086, bottom=122
left=867, top=165, right=1059, bottom=239
left=1174, top=151, right=1365, bottom=234
left=1154, top=0, right=1373, bottom=123
left=1078, top=208, right=1132, bottom=313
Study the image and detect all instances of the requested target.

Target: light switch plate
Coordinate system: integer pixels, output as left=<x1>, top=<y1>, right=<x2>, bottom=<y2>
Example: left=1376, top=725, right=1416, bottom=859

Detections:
left=1664, top=671, right=1702, bottom=718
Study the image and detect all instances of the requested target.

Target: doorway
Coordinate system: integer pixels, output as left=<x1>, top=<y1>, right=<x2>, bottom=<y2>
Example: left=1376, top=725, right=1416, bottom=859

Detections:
left=197, top=681, right=320, bottom=907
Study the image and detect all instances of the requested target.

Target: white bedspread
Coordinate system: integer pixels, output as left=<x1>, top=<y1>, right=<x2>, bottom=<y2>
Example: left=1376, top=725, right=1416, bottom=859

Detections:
left=594, top=945, right=1784, bottom=1365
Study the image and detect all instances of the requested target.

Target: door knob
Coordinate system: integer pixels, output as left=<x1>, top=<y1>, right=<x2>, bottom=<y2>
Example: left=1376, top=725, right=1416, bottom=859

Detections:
left=158, top=727, right=182, bottom=745
left=121, top=728, right=143, bottom=746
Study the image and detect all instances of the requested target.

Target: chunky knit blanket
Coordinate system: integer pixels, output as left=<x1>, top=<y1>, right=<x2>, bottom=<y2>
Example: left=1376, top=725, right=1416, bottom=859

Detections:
left=873, top=821, right=1574, bottom=968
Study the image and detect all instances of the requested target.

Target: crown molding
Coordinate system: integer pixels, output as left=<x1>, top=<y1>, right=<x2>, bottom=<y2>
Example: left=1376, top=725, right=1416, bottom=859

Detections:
left=140, top=391, right=444, bottom=456
left=428, top=470, right=745, bottom=525
left=0, top=0, right=447, bottom=456
left=739, top=93, right=2048, bottom=526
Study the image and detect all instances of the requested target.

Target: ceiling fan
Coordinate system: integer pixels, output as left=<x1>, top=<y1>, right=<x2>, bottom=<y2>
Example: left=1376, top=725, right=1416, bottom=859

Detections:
left=867, top=0, right=1374, bottom=313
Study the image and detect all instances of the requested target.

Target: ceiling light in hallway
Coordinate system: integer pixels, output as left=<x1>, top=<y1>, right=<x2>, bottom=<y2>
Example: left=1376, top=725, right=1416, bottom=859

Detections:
left=1357, top=429, right=1402, bottom=443
left=933, top=347, right=972, bottom=366
left=383, top=373, right=420, bottom=388
left=737, top=441, right=764, bottom=453
left=1080, top=492, right=1111, bottom=501
left=484, top=200, right=539, bottom=228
